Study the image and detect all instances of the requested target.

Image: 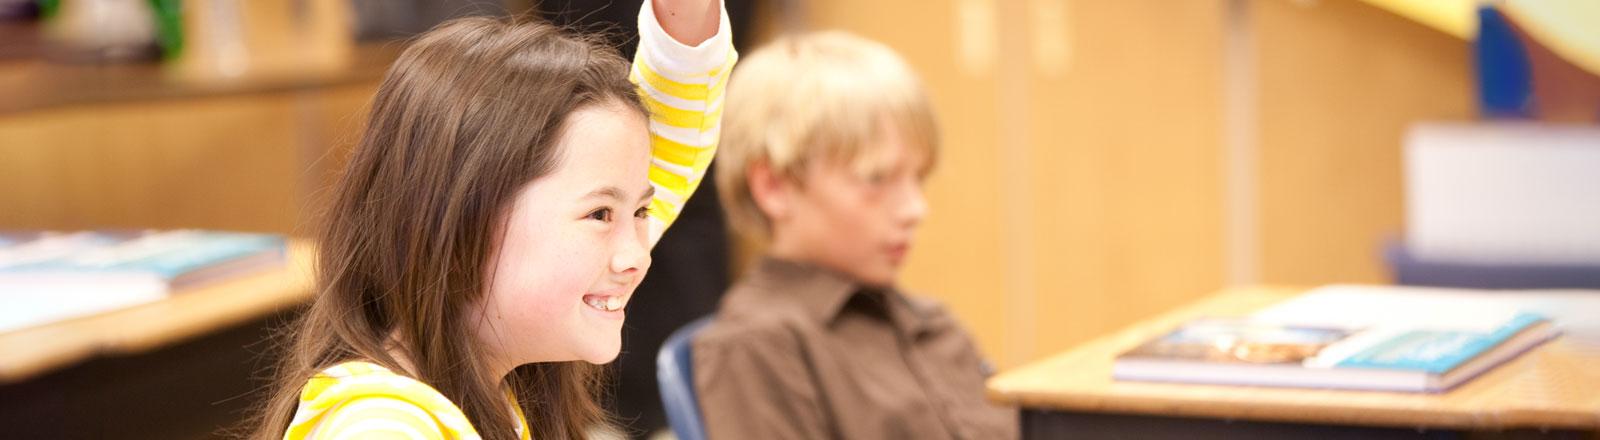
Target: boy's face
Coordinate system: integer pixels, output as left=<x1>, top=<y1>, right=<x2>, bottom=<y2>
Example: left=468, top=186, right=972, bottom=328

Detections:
left=468, top=102, right=654, bottom=371
left=769, top=122, right=930, bottom=287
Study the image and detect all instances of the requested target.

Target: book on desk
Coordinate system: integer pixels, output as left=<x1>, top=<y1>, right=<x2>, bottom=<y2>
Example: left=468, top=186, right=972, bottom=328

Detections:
left=1113, top=286, right=1587, bottom=393
left=0, top=230, right=286, bottom=334
left=1113, top=312, right=1557, bottom=392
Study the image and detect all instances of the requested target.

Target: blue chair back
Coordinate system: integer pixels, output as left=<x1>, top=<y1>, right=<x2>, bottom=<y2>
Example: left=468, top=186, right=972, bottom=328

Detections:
left=657, top=315, right=715, bottom=440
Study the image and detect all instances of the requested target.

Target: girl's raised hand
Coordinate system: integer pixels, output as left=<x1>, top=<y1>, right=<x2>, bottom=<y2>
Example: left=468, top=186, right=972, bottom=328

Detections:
left=651, top=0, right=719, bottom=46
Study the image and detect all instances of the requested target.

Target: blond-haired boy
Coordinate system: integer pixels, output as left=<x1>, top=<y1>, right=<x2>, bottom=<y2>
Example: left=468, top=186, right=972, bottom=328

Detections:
left=692, top=31, right=1018, bottom=440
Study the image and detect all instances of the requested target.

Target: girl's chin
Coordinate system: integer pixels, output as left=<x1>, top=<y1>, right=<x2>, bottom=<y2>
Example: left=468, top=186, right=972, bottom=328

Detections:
left=576, top=334, right=623, bottom=365
left=579, top=350, right=621, bottom=365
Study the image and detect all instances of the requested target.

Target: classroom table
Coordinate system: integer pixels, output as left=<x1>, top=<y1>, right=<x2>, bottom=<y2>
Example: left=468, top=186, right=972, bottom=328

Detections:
left=0, top=240, right=314, bottom=438
left=986, top=286, right=1600, bottom=439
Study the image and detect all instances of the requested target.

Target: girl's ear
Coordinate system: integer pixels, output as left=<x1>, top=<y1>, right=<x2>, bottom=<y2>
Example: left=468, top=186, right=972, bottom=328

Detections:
left=747, top=159, right=792, bottom=223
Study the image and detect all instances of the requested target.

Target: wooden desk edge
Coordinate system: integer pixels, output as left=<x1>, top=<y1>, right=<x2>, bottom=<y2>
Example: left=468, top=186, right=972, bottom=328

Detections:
left=987, top=385, right=1600, bottom=431
left=0, top=240, right=315, bottom=383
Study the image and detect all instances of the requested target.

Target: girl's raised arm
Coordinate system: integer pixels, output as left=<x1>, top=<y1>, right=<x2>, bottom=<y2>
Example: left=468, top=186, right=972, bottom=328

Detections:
left=632, top=0, right=737, bottom=247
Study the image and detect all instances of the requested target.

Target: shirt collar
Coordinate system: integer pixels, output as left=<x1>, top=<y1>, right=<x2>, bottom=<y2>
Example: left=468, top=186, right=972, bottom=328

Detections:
left=747, top=256, right=931, bottom=338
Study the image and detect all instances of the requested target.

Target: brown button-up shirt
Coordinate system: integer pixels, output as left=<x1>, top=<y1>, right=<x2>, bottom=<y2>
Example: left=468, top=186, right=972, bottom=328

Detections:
left=692, top=257, right=1018, bottom=440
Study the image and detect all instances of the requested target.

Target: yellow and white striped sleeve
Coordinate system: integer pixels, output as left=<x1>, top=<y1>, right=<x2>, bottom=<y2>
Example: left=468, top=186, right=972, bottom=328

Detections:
left=632, top=0, right=738, bottom=247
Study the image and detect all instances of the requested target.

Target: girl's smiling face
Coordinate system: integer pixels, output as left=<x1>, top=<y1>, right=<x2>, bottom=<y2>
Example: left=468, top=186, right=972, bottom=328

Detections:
left=468, top=101, right=654, bottom=371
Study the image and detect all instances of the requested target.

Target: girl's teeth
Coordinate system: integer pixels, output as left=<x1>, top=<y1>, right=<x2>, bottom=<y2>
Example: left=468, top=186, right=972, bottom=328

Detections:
left=586, top=296, right=622, bottom=311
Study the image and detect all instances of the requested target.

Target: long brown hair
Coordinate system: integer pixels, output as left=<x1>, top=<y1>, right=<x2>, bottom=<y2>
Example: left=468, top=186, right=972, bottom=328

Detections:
left=252, top=15, right=645, bottom=440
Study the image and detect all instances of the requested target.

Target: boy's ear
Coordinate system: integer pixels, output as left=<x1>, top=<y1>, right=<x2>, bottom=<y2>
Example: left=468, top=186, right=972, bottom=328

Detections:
left=747, top=160, right=791, bottom=223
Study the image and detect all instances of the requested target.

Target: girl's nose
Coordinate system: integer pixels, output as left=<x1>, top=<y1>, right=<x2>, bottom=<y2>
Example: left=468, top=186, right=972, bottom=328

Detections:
left=612, top=229, right=652, bottom=276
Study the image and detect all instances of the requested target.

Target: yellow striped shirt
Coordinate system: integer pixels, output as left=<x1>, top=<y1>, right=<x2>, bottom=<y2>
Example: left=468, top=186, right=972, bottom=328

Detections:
left=281, top=2, right=735, bottom=438
left=283, top=361, right=531, bottom=440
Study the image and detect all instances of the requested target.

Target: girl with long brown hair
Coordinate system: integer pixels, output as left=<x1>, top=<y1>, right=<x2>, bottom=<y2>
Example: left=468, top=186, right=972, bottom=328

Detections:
left=250, top=1, right=734, bottom=438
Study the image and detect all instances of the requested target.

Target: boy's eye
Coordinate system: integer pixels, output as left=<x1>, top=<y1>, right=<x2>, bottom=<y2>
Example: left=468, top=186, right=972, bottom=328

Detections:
left=634, top=206, right=651, bottom=219
left=587, top=208, right=613, bottom=222
left=863, top=171, right=889, bottom=185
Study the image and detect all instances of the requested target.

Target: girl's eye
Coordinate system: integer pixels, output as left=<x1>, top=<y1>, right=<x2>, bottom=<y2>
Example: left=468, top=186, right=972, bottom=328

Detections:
left=587, top=208, right=613, bottom=222
left=634, top=206, right=651, bottom=219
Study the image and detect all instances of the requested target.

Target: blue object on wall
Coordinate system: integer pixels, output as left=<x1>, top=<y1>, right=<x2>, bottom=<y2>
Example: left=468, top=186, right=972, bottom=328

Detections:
left=1476, top=6, right=1535, bottom=118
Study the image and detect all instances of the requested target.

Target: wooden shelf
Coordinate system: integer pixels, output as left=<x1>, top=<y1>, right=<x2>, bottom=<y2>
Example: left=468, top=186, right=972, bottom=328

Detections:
left=0, top=42, right=398, bottom=114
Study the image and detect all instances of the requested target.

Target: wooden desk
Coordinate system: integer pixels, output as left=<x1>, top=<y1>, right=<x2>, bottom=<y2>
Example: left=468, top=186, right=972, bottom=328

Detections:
left=0, top=240, right=314, bottom=383
left=987, top=286, right=1600, bottom=438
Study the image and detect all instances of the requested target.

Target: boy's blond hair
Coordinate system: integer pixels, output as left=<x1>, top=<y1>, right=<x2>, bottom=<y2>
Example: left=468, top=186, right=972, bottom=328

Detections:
left=716, top=31, right=939, bottom=241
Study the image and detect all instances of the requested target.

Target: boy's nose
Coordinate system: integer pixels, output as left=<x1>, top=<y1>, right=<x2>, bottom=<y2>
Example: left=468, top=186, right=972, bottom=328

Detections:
left=897, top=182, right=928, bottom=226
